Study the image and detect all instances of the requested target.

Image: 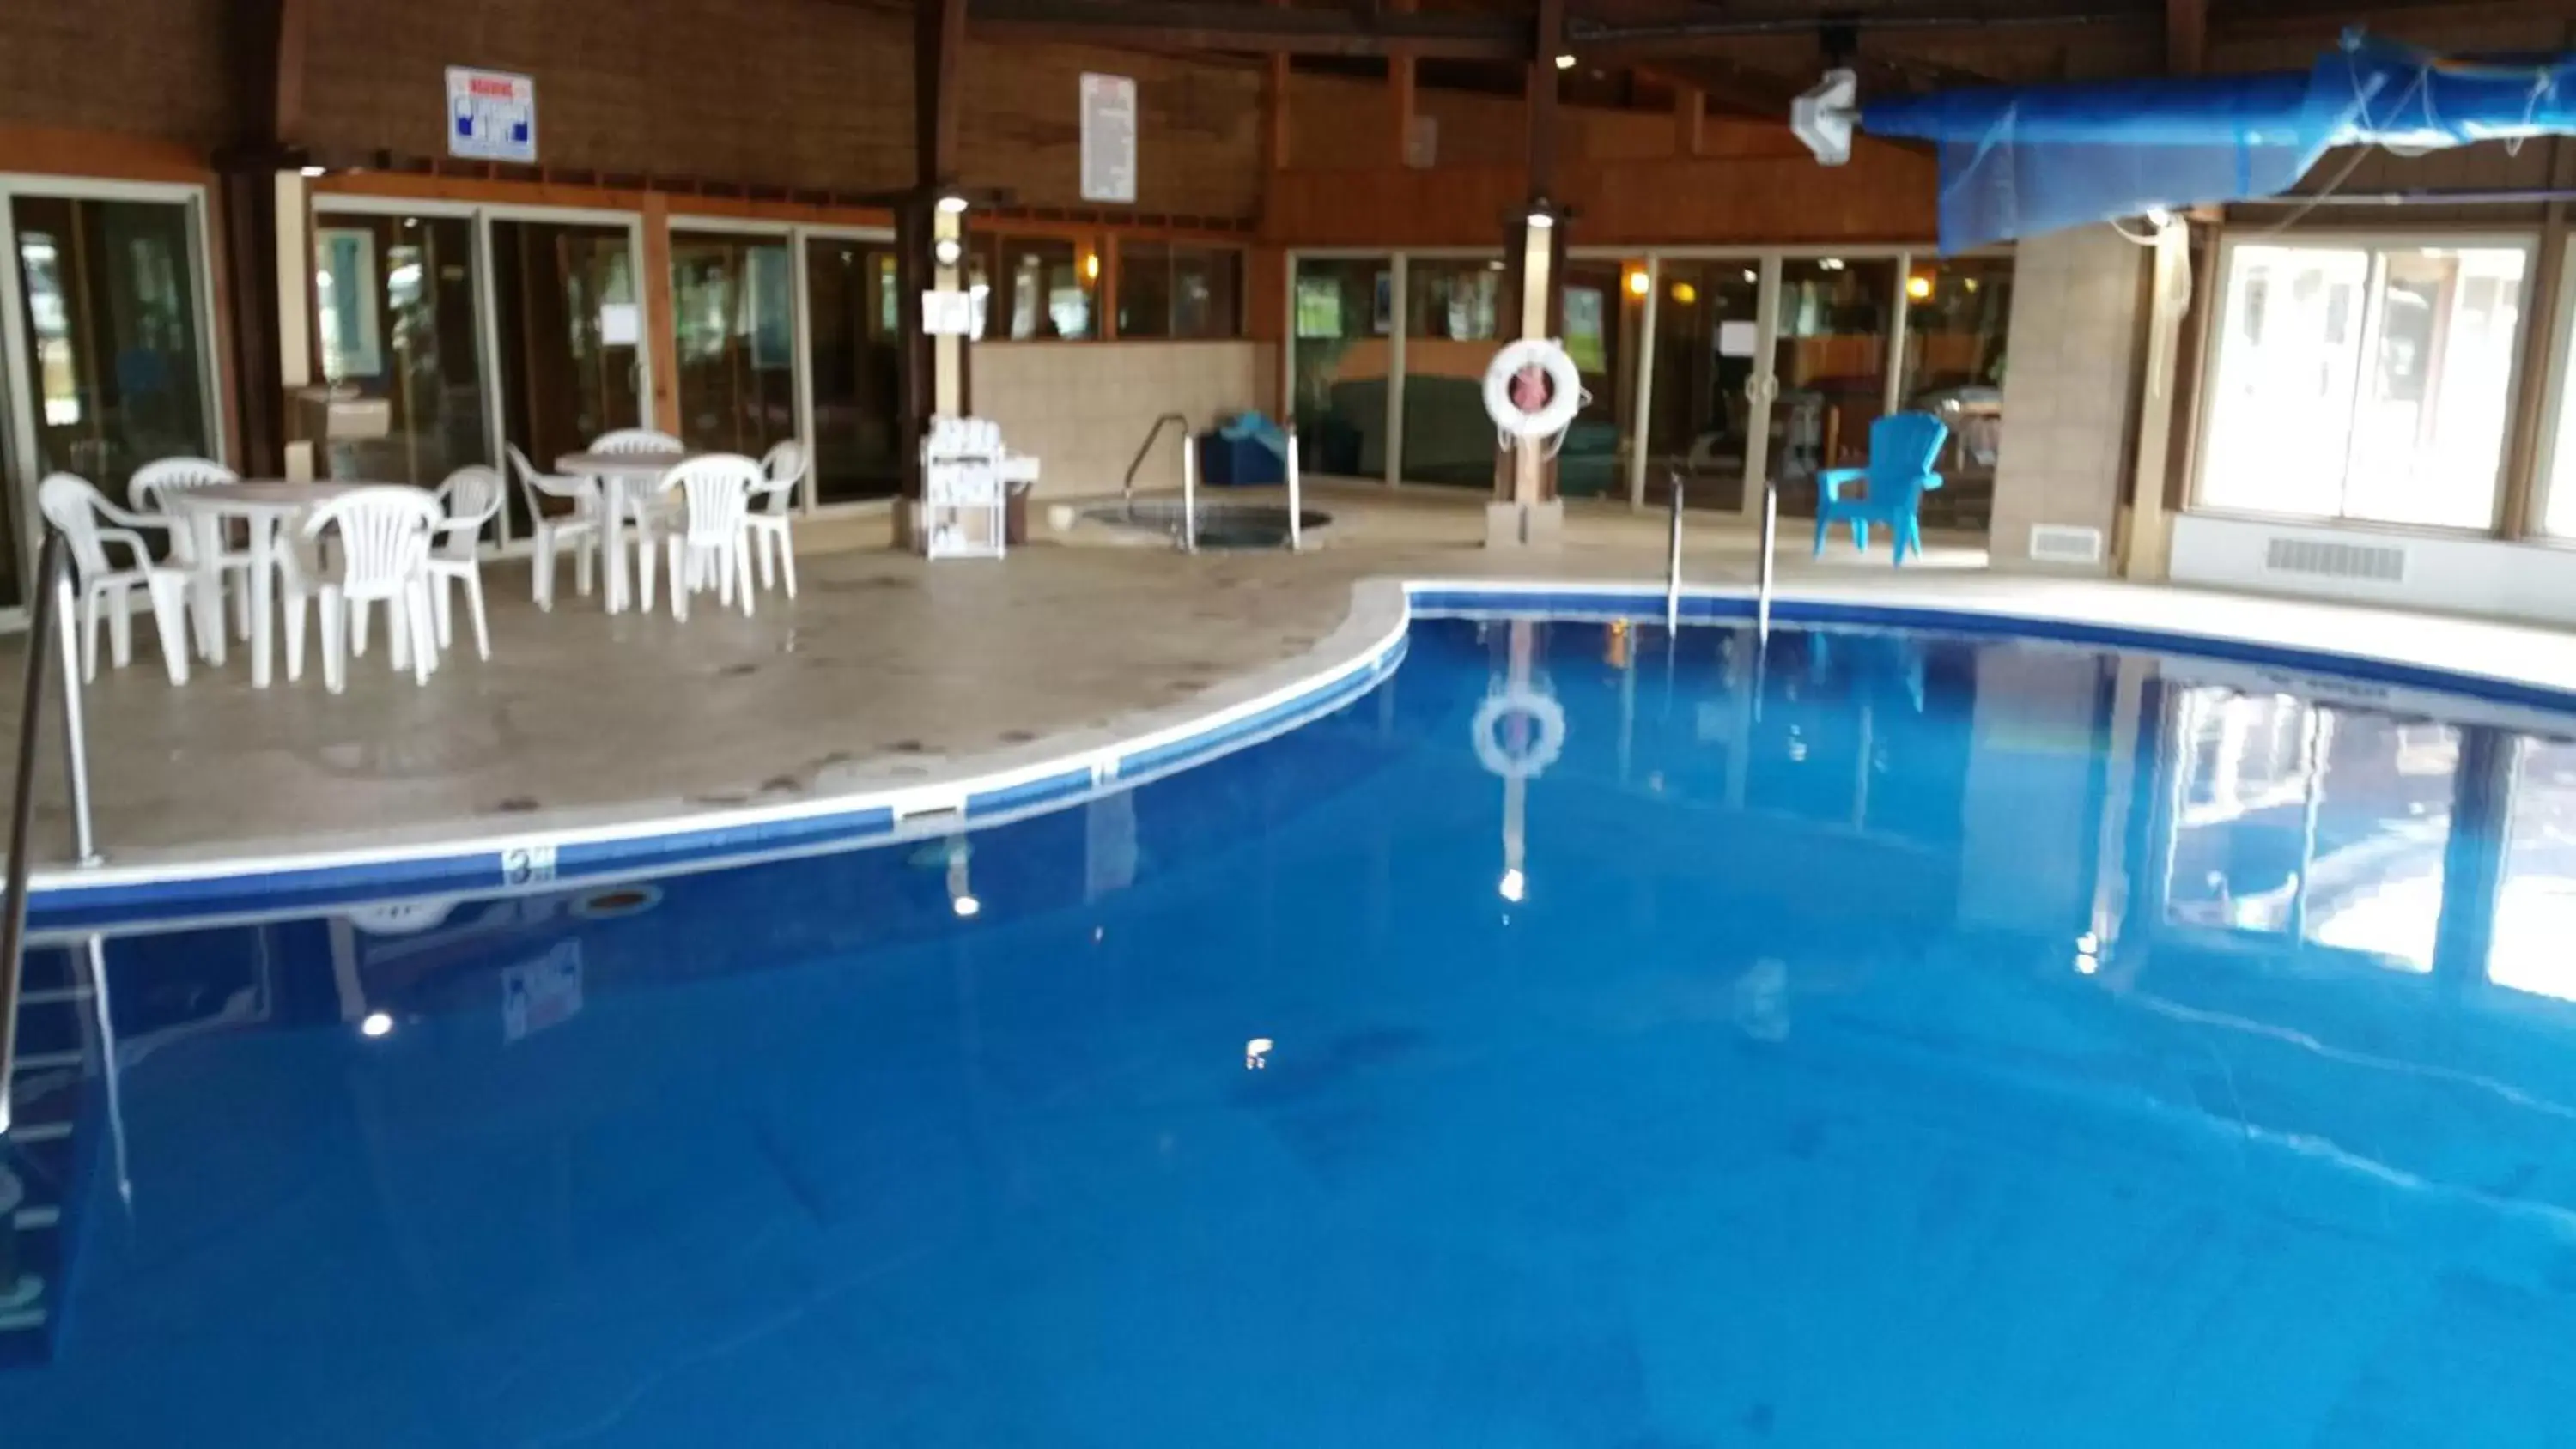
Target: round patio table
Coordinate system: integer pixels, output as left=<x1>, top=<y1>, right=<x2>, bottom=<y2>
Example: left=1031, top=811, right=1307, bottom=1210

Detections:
left=556, top=450, right=696, bottom=614
left=168, top=481, right=375, bottom=688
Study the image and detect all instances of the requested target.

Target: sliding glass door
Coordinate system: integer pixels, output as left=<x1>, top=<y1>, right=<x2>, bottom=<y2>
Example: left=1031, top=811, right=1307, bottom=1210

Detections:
left=1, top=184, right=220, bottom=611
left=802, top=234, right=902, bottom=503
left=313, top=208, right=489, bottom=489
left=670, top=227, right=798, bottom=458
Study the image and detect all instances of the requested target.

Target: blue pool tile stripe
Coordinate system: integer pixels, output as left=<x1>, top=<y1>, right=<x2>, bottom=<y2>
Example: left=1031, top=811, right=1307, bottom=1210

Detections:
left=30, top=579, right=2573, bottom=929
left=27, top=622, right=1408, bottom=931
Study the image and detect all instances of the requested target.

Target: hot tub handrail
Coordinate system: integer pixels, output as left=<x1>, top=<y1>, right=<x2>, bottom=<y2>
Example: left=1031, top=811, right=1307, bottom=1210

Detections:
left=1122, top=412, right=1190, bottom=509
left=1, top=528, right=96, bottom=1141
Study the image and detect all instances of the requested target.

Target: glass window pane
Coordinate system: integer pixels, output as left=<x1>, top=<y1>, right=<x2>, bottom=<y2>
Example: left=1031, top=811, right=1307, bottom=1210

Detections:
left=990, top=235, right=1094, bottom=341
left=11, top=195, right=215, bottom=513
left=1118, top=241, right=1172, bottom=339
left=1401, top=258, right=1503, bottom=487
left=1899, top=257, right=2012, bottom=534
left=2494, top=737, right=2576, bottom=997
left=1641, top=259, right=1762, bottom=512
left=2202, top=242, right=2524, bottom=529
left=803, top=237, right=902, bottom=504
left=1170, top=246, right=1239, bottom=339
left=1291, top=256, right=1391, bottom=478
left=1557, top=258, right=1633, bottom=500
left=671, top=231, right=798, bottom=458
left=313, top=212, right=490, bottom=492
left=1770, top=256, right=1897, bottom=517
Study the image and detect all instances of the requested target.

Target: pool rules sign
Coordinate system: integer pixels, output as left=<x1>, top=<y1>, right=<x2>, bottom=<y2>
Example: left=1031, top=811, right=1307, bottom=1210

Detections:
left=447, top=67, right=538, bottom=164
left=1079, top=73, right=1137, bottom=203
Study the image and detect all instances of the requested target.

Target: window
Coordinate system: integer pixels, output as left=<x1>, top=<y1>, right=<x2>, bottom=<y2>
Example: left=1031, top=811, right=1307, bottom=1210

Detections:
left=1116, top=242, right=1242, bottom=339
left=972, top=233, right=1097, bottom=340
left=2199, top=240, right=2529, bottom=530
left=1899, top=257, right=2012, bottom=531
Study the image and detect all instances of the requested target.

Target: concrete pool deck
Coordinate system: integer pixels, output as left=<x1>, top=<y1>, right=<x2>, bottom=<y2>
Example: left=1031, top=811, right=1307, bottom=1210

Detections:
left=6, top=481, right=2576, bottom=906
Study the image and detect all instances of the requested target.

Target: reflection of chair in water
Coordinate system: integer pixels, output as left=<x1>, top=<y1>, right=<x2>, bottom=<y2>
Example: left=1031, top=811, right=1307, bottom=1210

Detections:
left=1814, top=412, right=1947, bottom=565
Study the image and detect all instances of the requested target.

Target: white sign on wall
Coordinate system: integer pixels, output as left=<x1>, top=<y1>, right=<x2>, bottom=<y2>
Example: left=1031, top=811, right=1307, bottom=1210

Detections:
left=1079, top=72, right=1138, bottom=204
left=447, top=66, right=538, bottom=164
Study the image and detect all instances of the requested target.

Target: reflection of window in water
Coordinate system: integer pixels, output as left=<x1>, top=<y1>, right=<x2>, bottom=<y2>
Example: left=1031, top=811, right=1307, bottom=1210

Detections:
left=2493, top=738, right=2576, bottom=999
left=2162, top=686, right=2456, bottom=970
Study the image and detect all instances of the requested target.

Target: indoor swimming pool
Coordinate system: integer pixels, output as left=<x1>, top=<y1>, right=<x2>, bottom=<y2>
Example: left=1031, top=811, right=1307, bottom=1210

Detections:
left=9, top=613, right=2576, bottom=1445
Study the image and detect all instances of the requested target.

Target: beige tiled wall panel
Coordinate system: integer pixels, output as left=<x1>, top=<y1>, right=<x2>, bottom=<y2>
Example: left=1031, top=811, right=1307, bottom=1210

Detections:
left=975, top=342, right=1264, bottom=500
left=1990, top=226, right=2145, bottom=575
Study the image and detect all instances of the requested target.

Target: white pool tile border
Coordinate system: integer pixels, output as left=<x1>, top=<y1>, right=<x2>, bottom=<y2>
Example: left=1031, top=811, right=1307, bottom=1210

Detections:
left=27, top=572, right=2576, bottom=931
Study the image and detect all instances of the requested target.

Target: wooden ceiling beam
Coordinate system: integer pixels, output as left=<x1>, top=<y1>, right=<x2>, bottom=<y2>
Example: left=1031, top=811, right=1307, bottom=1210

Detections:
left=966, top=0, right=1530, bottom=60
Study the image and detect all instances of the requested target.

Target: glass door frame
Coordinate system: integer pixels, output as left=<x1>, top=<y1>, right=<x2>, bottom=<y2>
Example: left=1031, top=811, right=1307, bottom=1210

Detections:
left=793, top=222, right=898, bottom=516
left=1285, top=246, right=1406, bottom=487
left=475, top=200, right=654, bottom=549
left=0, top=173, right=228, bottom=623
left=679, top=217, right=904, bottom=517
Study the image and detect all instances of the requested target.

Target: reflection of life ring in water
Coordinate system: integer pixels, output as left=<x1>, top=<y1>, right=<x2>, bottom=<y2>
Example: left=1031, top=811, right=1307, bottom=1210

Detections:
left=1482, top=339, right=1584, bottom=441
left=1472, top=687, right=1567, bottom=780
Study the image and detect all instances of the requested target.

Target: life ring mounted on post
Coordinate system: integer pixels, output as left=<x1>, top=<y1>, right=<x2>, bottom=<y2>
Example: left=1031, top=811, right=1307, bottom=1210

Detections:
left=1483, top=339, right=1585, bottom=446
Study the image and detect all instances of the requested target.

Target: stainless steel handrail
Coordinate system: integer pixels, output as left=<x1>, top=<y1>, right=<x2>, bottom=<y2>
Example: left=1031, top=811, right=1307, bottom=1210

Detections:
left=1, top=530, right=73, bottom=1140
left=1121, top=411, right=1189, bottom=509
left=1285, top=427, right=1304, bottom=554
left=1756, top=479, right=1779, bottom=643
left=1663, top=470, right=1685, bottom=632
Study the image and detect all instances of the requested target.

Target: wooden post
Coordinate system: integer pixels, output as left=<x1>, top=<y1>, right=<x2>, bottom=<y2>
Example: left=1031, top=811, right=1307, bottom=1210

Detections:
left=1388, top=0, right=1419, bottom=168
left=1486, top=0, right=1566, bottom=549
left=899, top=0, right=969, bottom=551
left=1674, top=86, right=1704, bottom=158
left=639, top=193, right=681, bottom=436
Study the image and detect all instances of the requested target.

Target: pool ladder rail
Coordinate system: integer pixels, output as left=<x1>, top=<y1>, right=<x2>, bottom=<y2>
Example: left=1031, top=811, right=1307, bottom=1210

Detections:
left=1, top=527, right=100, bottom=1357
left=1662, top=470, right=1779, bottom=640
left=1121, top=412, right=1306, bottom=555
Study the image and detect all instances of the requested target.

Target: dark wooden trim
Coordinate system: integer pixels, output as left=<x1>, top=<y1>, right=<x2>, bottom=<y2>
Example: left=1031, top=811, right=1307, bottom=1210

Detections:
left=919, top=0, right=966, bottom=189
left=967, top=0, right=1528, bottom=59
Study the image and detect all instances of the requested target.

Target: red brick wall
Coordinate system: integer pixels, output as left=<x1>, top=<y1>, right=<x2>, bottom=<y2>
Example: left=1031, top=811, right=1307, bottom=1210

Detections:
left=291, top=0, right=1262, bottom=217
left=0, top=0, right=237, bottom=149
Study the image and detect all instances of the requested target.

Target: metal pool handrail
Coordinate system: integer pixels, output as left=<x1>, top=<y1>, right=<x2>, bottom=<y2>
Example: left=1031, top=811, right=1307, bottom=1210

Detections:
left=1662, top=472, right=1779, bottom=640
left=1122, top=412, right=1188, bottom=509
left=1, top=528, right=97, bottom=1138
left=1664, top=470, right=1685, bottom=631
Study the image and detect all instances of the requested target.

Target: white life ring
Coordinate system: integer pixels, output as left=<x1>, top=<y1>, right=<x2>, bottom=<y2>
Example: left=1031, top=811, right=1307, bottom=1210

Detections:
left=1483, top=339, right=1584, bottom=441
left=1473, top=686, right=1567, bottom=780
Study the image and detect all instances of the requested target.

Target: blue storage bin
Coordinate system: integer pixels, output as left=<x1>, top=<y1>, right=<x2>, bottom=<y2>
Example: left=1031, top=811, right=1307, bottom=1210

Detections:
left=1197, top=431, right=1285, bottom=487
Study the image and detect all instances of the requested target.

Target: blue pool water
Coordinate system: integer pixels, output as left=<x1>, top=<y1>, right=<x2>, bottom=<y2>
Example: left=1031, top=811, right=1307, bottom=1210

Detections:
left=10, top=615, right=2576, bottom=1445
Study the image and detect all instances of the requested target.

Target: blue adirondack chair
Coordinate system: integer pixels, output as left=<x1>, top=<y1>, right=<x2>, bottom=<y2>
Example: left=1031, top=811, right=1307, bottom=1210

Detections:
left=1814, top=411, right=1948, bottom=564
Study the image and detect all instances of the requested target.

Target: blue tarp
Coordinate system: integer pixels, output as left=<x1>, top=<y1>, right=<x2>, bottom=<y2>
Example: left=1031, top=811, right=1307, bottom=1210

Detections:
left=1860, top=31, right=2576, bottom=252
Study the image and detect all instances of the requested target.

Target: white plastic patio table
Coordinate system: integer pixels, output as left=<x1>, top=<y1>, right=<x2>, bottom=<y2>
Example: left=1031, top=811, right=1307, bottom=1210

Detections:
left=556, top=450, right=691, bottom=614
left=169, top=481, right=371, bottom=689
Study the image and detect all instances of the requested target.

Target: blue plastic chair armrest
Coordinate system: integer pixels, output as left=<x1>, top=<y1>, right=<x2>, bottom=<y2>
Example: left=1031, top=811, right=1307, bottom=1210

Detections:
left=1817, top=465, right=1867, bottom=500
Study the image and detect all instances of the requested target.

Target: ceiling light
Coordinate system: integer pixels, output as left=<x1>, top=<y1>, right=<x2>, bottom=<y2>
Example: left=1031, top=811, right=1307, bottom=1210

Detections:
left=936, top=193, right=969, bottom=215
left=360, top=1011, right=394, bottom=1038
left=298, top=165, right=327, bottom=179
left=1554, top=53, right=1577, bottom=70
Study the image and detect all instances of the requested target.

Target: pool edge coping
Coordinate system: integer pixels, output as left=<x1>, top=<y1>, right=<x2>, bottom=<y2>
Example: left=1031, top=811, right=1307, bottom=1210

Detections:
left=27, top=573, right=2576, bottom=930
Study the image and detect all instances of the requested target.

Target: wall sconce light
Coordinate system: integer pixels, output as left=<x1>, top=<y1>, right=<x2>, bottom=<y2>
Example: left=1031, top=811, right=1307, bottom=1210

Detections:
left=1084, top=251, right=1102, bottom=281
left=1625, top=269, right=1650, bottom=299
left=1906, top=273, right=1934, bottom=300
left=936, top=192, right=969, bottom=215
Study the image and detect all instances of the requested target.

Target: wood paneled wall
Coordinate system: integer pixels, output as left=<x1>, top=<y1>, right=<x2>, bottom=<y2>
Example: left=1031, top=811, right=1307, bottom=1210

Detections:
left=1264, top=143, right=1937, bottom=248
left=0, top=0, right=236, bottom=149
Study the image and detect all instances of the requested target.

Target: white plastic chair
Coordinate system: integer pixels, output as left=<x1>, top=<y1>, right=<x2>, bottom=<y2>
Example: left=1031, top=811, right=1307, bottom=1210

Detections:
left=283, top=487, right=442, bottom=694
left=129, top=456, right=251, bottom=650
left=590, top=428, right=686, bottom=609
left=37, top=475, right=192, bottom=685
left=428, top=465, right=504, bottom=660
left=506, top=445, right=601, bottom=610
left=747, top=440, right=806, bottom=600
left=655, top=454, right=762, bottom=621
